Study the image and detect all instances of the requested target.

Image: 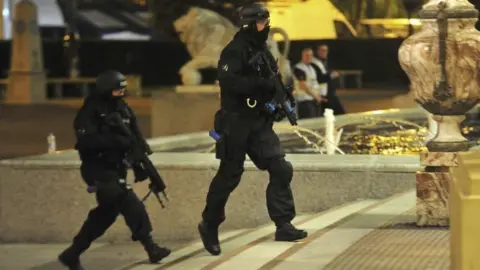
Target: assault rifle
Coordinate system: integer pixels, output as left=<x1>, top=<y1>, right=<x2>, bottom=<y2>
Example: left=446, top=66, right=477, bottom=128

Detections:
left=107, top=112, right=169, bottom=208
left=248, top=51, right=298, bottom=126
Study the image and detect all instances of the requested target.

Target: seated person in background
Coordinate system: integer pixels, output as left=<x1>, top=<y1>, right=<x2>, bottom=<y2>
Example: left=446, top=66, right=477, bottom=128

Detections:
left=293, top=47, right=325, bottom=119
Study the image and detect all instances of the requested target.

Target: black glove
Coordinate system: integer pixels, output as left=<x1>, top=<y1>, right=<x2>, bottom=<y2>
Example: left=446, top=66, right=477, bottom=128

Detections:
left=288, top=99, right=296, bottom=109
left=132, top=163, right=149, bottom=182
left=273, top=110, right=286, bottom=122
left=143, top=141, right=153, bottom=155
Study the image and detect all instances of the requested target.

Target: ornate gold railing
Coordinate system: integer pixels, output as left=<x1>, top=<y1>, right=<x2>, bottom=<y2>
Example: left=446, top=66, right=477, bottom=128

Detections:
left=450, top=151, right=480, bottom=269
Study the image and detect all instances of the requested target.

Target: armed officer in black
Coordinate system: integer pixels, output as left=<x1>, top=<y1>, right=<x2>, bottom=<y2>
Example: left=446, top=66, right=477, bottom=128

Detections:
left=58, top=71, right=170, bottom=270
left=198, top=4, right=308, bottom=256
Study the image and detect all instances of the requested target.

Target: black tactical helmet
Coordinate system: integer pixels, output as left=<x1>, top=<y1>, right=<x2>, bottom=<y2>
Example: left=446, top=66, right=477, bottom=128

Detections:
left=239, top=3, right=270, bottom=26
left=95, top=70, right=127, bottom=94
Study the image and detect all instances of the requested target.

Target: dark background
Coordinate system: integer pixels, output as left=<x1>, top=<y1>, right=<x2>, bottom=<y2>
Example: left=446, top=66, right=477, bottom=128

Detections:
left=0, top=38, right=408, bottom=90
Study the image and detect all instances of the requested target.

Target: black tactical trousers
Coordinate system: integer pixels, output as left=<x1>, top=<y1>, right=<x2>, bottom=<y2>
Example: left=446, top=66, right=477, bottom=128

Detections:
left=70, top=163, right=153, bottom=253
left=202, top=112, right=296, bottom=227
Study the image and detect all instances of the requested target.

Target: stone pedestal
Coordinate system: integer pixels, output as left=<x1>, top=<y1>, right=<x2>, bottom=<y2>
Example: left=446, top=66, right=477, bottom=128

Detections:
left=5, top=0, right=46, bottom=103
left=416, top=152, right=458, bottom=226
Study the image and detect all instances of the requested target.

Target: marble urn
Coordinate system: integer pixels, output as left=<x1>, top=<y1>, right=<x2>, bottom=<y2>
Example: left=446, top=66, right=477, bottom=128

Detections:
left=399, top=0, right=480, bottom=152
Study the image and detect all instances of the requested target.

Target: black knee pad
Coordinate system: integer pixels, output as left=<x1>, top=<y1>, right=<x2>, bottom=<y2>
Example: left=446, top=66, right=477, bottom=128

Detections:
left=268, top=159, right=293, bottom=185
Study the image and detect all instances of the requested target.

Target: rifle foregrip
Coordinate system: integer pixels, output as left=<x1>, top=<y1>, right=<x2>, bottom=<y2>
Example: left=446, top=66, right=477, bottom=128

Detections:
left=248, top=52, right=264, bottom=66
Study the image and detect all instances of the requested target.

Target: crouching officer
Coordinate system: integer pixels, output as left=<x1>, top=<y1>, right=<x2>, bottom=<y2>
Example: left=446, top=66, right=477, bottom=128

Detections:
left=198, top=3, right=308, bottom=256
left=58, top=70, right=170, bottom=270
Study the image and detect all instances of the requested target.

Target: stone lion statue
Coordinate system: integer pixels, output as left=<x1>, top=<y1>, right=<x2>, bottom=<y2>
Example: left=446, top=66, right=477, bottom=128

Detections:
left=173, top=7, right=292, bottom=85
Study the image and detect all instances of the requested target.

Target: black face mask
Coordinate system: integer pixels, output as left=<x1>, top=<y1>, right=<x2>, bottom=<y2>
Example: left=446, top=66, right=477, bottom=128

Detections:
left=254, top=25, right=270, bottom=44
left=111, top=91, right=127, bottom=101
left=111, top=95, right=124, bottom=101
left=243, top=21, right=270, bottom=46
left=97, top=90, right=125, bottom=102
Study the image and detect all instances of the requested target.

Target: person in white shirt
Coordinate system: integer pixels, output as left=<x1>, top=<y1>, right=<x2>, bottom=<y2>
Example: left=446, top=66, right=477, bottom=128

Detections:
left=311, top=44, right=345, bottom=116
left=292, top=48, right=325, bottom=119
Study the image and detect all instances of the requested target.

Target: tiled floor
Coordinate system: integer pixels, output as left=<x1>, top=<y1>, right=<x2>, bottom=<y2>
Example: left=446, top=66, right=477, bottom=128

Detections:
left=0, top=190, right=451, bottom=270
left=324, top=211, right=449, bottom=270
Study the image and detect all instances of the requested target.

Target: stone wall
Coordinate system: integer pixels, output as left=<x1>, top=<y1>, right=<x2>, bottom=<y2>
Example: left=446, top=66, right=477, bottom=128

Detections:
left=151, top=90, right=220, bottom=137
left=0, top=153, right=419, bottom=243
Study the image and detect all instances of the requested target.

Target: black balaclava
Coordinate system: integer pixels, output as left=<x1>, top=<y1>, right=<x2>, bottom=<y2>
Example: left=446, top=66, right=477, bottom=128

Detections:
left=241, top=20, right=270, bottom=47
left=253, top=21, right=270, bottom=44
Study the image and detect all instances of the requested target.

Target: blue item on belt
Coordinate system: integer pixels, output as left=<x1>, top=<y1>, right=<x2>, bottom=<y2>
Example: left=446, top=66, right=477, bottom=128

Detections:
left=209, top=129, right=221, bottom=141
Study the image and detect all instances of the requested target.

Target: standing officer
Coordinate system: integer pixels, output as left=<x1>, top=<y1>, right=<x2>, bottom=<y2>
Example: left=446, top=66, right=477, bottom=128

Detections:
left=198, top=4, right=308, bottom=256
left=58, top=71, right=170, bottom=270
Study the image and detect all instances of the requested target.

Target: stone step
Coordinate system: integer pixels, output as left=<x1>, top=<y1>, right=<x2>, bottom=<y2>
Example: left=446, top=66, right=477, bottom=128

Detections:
left=120, top=190, right=415, bottom=270
left=0, top=190, right=416, bottom=270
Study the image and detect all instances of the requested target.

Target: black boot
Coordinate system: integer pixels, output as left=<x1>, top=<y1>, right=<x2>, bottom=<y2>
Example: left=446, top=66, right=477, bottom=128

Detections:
left=275, top=223, right=308, bottom=242
left=58, top=246, right=85, bottom=270
left=140, top=236, right=171, bottom=263
left=198, top=221, right=221, bottom=255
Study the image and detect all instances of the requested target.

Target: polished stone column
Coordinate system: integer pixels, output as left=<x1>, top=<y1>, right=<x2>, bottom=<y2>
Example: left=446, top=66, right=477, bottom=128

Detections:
left=5, top=0, right=46, bottom=103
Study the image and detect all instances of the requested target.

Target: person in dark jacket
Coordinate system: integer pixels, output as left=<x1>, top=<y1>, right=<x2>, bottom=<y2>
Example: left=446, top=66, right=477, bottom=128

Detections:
left=198, top=3, right=308, bottom=257
left=312, top=44, right=346, bottom=115
left=58, top=70, right=170, bottom=270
